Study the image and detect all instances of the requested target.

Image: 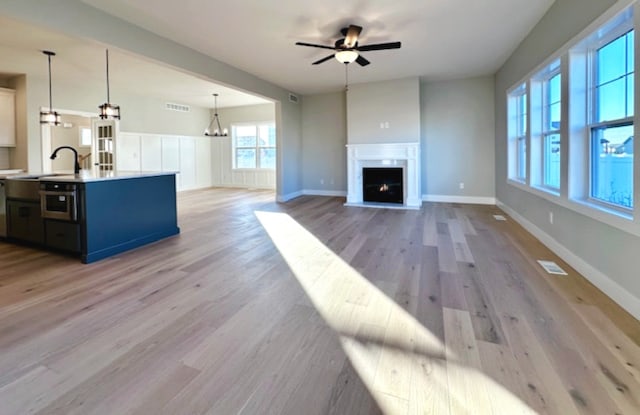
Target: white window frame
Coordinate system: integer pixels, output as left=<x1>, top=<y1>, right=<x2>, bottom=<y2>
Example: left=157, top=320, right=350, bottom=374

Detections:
left=231, top=122, right=276, bottom=170
left=507, top=83, right=528, bottom=184
left=531, top=60, right=562, bottom=194
left=586, top=26, right=634, bottom=212
left=505, top=2, right=640, bottom=238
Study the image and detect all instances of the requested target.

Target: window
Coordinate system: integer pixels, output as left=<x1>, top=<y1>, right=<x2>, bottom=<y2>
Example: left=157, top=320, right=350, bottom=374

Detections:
left=589, top=29, right=634, bottom=209
left=542, top=61, right=562, bottom=190
left=79, top=127, right=92, bottom=147
left=232, top=123, right=276, bottom=169
left=508, top=83, right=528, bottom=182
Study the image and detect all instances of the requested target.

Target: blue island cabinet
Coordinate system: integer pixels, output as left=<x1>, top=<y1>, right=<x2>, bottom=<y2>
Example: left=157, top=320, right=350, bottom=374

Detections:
left=81, top=173, right=180, bottom=263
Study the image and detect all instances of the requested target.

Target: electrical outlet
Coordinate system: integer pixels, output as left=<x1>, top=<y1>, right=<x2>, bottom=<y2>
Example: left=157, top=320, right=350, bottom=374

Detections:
left=459, top=182, right=464, bottom=189
left=384, top=122, right=390, bottom=129
left=320, top=179, right=324, bottom=185
left=549, top=211, right=554, bottom=224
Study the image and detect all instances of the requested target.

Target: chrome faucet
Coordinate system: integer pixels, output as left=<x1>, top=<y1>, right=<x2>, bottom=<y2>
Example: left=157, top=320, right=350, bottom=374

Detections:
left=50, top=146, right=81, bottom=174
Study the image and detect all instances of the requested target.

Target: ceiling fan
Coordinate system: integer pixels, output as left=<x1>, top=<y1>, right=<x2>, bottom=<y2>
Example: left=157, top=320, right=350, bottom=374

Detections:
left=295, top=24, right=401, bottom=66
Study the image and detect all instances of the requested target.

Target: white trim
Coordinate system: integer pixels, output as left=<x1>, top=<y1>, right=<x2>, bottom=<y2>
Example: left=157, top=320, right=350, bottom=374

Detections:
left=277, top=190, right=303, bottom=203
left=507, top=177, right=639, bottom=237
left=497, top=199, right=640, bottom=321
left=346, top=142, right=421, bottom=209
left=422, top=194, right=496, bottom=205
left=302, top=189, right=347, bottom=197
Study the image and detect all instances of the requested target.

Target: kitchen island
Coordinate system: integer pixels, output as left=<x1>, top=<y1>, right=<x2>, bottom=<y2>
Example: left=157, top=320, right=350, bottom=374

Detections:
left=7, top=170, right=180, bottom=263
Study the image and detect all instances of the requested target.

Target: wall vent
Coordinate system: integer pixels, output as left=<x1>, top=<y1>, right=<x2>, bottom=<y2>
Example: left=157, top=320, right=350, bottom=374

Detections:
left=165, top=102, right=190, bottom=112
left=288, top=93, right=299, bottom=104
left=537, top=260, right=568, bottom=275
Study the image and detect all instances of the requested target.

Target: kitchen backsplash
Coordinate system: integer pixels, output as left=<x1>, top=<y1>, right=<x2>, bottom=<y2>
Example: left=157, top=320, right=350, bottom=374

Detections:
left=0, top=148, right=9, bottom=169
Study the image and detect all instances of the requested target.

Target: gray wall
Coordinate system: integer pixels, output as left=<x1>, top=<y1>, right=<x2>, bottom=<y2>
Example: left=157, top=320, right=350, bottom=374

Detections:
left=0, top=0, right=303, bottom=199
left=301, top=91, right=346, bottom=193
left=495, top=0, right=640, bottom=302
left=347, top=77, right=420, bottom=144
left=421, top=76, right=495, bottom=199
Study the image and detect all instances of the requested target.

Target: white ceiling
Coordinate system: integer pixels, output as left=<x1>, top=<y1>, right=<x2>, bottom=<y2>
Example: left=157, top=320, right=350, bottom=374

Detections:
left=1, top=0, right=556, bottom=108
left=81, top=0, right=556, bottom=95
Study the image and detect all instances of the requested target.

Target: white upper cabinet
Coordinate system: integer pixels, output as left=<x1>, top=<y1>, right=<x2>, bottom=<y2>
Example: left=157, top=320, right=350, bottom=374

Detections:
left=0, top=88, right=16, bottom=147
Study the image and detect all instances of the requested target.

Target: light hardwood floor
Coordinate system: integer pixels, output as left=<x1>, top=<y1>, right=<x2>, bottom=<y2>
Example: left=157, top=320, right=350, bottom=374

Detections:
left=0, top=187, right=639, bottom=414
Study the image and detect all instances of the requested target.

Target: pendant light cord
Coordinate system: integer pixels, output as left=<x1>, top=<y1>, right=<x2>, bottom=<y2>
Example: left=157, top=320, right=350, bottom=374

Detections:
left=105, top=49, right=111, bottom=103
left=47, top=53, right=53, bottom=111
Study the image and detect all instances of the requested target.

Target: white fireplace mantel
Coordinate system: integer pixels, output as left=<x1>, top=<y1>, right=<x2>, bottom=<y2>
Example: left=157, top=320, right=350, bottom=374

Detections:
left=345, top=142, right=421, bottom=209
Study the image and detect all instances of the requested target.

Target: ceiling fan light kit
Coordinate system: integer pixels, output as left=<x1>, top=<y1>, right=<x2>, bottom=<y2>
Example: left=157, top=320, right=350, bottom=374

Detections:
left=335, top=50, right=358, bottom=64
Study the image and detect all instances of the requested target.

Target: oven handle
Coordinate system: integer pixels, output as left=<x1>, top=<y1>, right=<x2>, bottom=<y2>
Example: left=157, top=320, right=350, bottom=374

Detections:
left=39, top=190, right=77, bottom=197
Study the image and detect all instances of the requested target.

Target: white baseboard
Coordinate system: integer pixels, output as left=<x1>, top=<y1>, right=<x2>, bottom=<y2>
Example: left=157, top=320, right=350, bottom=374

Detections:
left=422, top=194, right=496, bottom=205
left=497, top=199, right=640, bottom=321
left=277, top=189, right=347, bottom=202
left=302, top=189, right=347, bottom=197
left=277, top=190, right=303, bottom=203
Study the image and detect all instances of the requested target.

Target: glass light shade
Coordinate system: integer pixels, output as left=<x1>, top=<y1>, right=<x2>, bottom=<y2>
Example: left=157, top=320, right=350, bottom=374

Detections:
left=40, top=110, right=61, bottom=126
left=99, top=102, right=121, bottom=120
left=335, top=50, right=358, bottom=64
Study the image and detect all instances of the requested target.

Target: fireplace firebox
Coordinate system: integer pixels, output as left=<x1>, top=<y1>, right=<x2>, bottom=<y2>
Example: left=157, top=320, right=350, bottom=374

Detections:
left=362, top=167, right=403, bottom=204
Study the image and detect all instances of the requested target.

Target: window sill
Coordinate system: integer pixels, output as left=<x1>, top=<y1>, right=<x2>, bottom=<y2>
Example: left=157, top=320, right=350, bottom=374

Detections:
left=506, top=179, right=639, bottom=237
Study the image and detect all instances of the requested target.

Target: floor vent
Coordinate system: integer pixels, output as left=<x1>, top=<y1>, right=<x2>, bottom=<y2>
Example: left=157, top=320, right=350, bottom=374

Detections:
left=537, top=260, right=568, bottom=275
left=166, top=102, right=190, bottom=112
left=493, top=214, right=507, bottom=221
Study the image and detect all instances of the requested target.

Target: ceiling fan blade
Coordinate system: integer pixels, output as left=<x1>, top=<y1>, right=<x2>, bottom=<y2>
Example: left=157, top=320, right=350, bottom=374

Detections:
left=357, top=41, right=401, bottom=52
left=356, top=55, right=370, bottom=66
left=295, top=42, right=336, bottom=50
left=312, top=54, right=335, bottom=65
left=344, top=25, right=362, bottom=48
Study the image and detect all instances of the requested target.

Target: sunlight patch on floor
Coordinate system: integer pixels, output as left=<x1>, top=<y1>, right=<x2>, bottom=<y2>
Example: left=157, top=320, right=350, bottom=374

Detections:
left=255, top=210, right=534, bottom=414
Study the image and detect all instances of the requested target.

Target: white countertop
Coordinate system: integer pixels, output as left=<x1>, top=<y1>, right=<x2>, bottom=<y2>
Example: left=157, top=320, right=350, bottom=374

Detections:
left=8, top=170, right=177, bottom=183
left=0, top=169, right=24, bottom=179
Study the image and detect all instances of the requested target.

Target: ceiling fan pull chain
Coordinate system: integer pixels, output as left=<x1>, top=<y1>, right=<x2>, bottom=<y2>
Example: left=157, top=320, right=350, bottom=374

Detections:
left=345, top=63, right=349, bottom=91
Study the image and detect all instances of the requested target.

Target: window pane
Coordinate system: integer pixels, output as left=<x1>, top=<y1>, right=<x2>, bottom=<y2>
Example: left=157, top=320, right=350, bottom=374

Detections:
left=627, top=30, right=634, bottom=74
left=517, top=136, right=527, bottom=180
left=236, top=135, right=256, bottom=147
left=518, top=94, right=527, bottom=136
left=597, top=35, right=626, bottom=85
left=259, top=148, right=276, bottom=169
left=597, top=78, right=626, bottom=122
left=236, top=149, right=256, bottom=168
left=627, top=75, right=634, bottom=117
left=235, top=125, right=257, bottom=147
left=591, top=124, right=634, bottom=208
left=257, top=124, right=276, bottom=147
left=548, top=73, right=561, bottom=104
left=548, top=102, right=561, bottom=130
left=543, top=134, right=561, bottom=189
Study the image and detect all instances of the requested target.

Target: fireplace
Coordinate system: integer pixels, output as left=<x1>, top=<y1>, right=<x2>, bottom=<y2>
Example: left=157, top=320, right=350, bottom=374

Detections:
left=363, top=167, right=403, bottom=204
left=345, top=142, right=421, bottom=209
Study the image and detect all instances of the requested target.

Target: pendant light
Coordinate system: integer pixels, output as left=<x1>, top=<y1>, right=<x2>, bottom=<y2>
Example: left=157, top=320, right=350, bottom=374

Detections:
left=204, top=93, right=228, bottom=136
left=40, top=50, right=61, bottom=126
left=99, top=49, right=121, bottom=120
